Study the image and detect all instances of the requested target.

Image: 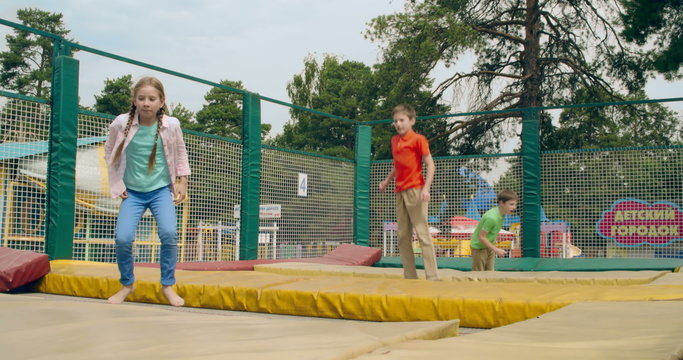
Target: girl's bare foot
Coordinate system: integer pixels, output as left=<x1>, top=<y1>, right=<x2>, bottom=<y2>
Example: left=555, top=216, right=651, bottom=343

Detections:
left=107, top=285, right=134, bottom=304
left=162, top=285, right=184, bottom=307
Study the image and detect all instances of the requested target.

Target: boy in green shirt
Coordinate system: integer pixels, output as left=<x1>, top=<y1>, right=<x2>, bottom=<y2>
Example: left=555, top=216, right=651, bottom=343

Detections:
left=471, top=190, right=518, bottom=271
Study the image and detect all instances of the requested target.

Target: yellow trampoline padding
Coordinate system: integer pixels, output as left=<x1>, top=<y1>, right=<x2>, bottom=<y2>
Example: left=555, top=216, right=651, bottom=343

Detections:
left=255, top=262, right=668, bottom=286
left=355, top=301, right=683, bottom=360
left=450, top=270, right=668, bottom=285
left=648, top=272, right=683, bottom=286
left=0, top=293, right=459, bottom=360
left=37, top=260, right=683, bottom=329
left=255, top=262, right=413, bottom=279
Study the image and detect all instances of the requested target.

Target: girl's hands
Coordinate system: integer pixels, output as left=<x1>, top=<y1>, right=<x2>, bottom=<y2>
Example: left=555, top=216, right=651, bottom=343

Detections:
left=174, top=182, right=187, bottom=204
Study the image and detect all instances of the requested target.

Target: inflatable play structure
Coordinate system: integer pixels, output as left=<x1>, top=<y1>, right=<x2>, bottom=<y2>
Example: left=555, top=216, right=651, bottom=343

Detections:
left=428, top=167, right=581, bottom=258
left=432, top=215, right=516, bottom=257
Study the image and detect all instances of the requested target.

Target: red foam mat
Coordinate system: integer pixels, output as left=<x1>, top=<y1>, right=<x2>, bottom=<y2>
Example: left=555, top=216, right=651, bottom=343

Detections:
left=309, top=243, right=382, bottom=265
left=136, top=244, right=382, bottom=271
left=0, top=248, right=51, bottom=292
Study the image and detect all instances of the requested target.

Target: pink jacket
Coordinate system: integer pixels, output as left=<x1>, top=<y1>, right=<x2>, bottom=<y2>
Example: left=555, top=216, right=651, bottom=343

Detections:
left=104, top=113, right=191, bottom=198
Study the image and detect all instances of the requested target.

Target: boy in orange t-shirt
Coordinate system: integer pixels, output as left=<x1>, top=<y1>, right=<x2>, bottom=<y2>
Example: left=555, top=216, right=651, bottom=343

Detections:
left=379, top=104, right=439, bottom=280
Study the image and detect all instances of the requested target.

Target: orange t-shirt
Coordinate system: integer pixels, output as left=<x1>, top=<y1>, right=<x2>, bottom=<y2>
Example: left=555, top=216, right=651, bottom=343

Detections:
left=391, top=130, right=431, bottom=192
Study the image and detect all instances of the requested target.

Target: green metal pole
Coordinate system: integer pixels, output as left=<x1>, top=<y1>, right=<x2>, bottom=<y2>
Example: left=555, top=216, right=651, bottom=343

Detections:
left=45, top=55, right=79, bottom=260
left=354, top=125, right=372, bottom=246
left=521, top=108, right=541, bottom=257
left=239, top=92, right=261, bottom=260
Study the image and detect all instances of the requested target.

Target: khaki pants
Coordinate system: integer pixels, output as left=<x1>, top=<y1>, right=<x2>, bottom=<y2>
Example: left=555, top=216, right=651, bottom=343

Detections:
left=471, top=247, right=495, bottom=271
left=396, top=188, right=439, bottom=280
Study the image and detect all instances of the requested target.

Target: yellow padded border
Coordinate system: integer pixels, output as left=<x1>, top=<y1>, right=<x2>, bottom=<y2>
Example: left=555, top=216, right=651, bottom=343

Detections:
left=254, top=262, right=668, bottom=286
left=36, top=260, right=683, bottom=329
left=255, top=262, right=410, bottom=279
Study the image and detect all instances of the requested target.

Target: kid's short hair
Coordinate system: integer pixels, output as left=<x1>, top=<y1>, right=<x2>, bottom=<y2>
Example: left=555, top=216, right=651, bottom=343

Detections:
left=392, top=104, right=417, bottom=119
left=497, top=190, right=518, bottom=203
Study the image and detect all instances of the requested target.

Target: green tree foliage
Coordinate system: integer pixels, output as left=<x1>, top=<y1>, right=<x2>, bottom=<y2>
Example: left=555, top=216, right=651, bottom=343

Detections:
left=620, top=0, right=683, bottom=77
left=0, top=8, right=74, bottom=98
left=168, top=103, right=194, bottom=126
left=275, top=55, right=376, bottom=159
left=277, top=54, right=450, bottom=160
left=193, top=80, right=271, bottom=139
left=366, top=0, right=651, bottom=155
left=372, top=58, right=452, bottom=159
left=93, top=75, right=133, bottom=116
left=542, top=89, right=681, bottom=150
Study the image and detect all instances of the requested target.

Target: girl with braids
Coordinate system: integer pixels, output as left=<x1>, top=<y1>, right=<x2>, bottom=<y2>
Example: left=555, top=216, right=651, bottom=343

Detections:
left=104, top=76, right=190, bottom=306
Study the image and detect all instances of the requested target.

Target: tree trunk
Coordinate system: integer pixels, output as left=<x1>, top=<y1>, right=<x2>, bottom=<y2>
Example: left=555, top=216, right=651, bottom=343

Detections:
left=521, top=0, right=542, bottom=108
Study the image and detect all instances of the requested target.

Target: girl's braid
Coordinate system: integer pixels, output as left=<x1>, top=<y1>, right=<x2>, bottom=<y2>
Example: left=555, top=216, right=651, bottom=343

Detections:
left=112, top=104, right=136, bottom=166
left=147, top=107, right=164, bottom=173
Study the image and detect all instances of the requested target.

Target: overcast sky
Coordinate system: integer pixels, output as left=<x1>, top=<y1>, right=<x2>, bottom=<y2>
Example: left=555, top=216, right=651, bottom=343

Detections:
left=0, top=0, right=407, bottom=136
left=1, top=0, right=681, bottom=138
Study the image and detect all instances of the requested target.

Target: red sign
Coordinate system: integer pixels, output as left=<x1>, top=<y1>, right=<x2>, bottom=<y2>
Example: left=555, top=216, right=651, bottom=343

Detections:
left=597, top=199, right=683, bottom=246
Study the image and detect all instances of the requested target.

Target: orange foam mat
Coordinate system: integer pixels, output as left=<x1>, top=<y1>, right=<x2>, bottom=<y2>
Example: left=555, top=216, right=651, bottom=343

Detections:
left=36, top=260, right=683, bottom=328
left=355, top=301, right=683, bottom=360
left=0, top=293, right=459, bottom=360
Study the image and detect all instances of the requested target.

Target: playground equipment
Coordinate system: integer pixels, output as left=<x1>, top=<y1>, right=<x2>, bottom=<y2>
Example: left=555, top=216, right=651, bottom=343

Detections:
left=433, top=216, right=517, bottom=258
left=431, top=167, right=580, bottom=258
left=0, top=141, right=189, bottom=261
left=194, top=204, right=281, bottom=261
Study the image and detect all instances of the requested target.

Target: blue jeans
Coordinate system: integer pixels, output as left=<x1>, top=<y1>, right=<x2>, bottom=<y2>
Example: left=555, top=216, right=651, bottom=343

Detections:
left=115, top=186, right=177, bottom=286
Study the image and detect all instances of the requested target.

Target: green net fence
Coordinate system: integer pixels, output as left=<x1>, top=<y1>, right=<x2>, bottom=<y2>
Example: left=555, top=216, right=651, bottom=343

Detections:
left=0, top=97, right=50, bottom=254
left=1, top=19, right=682, bottom=263
left=260, top=147, right=355, bottom=259
left=180, top=133, right=242, bottom=262
left=370, top=155, right=524, bottom=258
left=541, top=147, right=683, bottom=259
left=2, top=91, right=683, bottom=261
left=71, top=111, right=114, bottom=262
left=0, top=92, right=357, bottom=262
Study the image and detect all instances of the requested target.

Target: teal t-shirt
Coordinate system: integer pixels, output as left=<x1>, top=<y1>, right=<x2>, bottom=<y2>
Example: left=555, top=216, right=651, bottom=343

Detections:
left=123, top=123, right=171, bottom=192
left=471, top=207, right=504, bottom=249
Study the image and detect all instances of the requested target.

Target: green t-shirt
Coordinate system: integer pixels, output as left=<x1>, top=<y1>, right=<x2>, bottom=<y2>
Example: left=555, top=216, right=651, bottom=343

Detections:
left=123, top=123, right=170, bottom=192
left=471, top=207, right=504, bottom=250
